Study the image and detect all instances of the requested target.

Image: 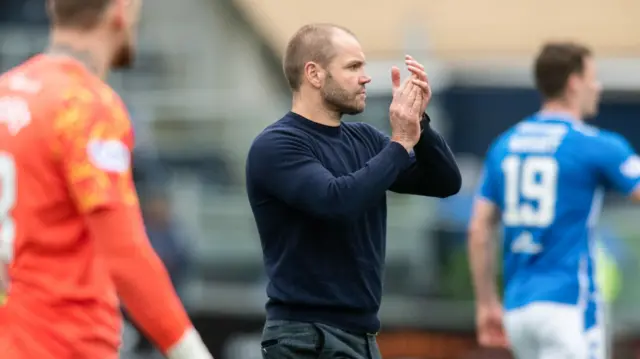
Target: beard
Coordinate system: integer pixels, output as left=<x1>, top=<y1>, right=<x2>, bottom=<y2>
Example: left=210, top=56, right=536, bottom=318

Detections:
left=111, top=37, right=135, bottom=69
left=321, top=73, right=365, bottom=116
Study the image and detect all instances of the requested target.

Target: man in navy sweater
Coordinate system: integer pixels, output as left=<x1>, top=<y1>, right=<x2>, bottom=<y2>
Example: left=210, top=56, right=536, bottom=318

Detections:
left=246, top=23, right=461, bottom=359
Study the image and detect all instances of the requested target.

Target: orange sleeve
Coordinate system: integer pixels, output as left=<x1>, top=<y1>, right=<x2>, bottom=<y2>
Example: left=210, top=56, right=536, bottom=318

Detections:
left=85, top=206, right=193, bottom=353
left=54, top=89, right=195, bottom=353
left=54, top=89, right=137, bottom=213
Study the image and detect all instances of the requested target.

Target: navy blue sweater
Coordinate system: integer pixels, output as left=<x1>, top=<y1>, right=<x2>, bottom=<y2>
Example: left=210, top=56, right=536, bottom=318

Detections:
left=246, top=111, right=461, bottom=334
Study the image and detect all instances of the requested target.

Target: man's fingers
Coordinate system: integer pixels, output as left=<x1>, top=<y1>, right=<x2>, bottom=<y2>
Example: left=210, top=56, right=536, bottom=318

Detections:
left=395, top=76, right=414, bottom=106
left=391, top=66, right=402, bottom=96
left=411, top=78, right=430, bottom=94
left=491, top=334, right=509, bottom=348
left=405, top=54, right=421, bottom=67
left=393, top=56, right=428, bottom=108
left=392, top=68, right=413, bottom=102
left=407, top=86, right=420, bottom=113
left=405, top=59, right=425, bottom=72
left=407, top=65, right=427, bottom=82
left=412, top=90, right=424, bottom=116
left=405, top=56, right=427, bottom=83
left=479, top=333, right=508, bottom=348
left=478, top=332, right=492, bottom=347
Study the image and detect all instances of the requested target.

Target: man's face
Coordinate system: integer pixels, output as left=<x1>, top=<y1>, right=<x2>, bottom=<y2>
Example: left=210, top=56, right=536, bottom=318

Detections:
left=573, top=57, right=602, bottom=118
left=110, top=0, right=142, bottom=69
left=320, top=31, right=371, bottom=116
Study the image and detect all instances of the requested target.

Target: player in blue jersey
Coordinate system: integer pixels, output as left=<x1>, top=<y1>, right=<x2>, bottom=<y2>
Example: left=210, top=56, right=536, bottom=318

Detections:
left=467, top=42, right=640, bottom=359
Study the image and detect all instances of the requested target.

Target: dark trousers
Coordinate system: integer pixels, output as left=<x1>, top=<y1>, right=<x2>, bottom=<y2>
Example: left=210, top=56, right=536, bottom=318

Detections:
left=261, top=320, right=382, bottom=359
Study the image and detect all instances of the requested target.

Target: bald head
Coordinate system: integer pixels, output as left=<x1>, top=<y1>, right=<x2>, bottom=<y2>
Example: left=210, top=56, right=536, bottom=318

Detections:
left=283, top=24, right=355, bottom=92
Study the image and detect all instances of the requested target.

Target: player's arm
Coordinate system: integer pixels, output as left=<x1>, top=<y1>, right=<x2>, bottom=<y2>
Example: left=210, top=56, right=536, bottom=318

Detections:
left=55, top=95, right=212, bottom=359
left=468, top=194, right=508, bottom=348
left=468, top=197, right=501, bottom=306
left=468, top=162, right=502, bottom=307
left=595, top=133, right=640, bottom=201
left=365, top=117, right=461, bottom=198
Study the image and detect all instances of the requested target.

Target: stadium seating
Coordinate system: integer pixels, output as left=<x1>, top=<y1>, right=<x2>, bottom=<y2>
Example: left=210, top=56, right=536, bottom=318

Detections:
left=232, top=0, right=640, bottom=60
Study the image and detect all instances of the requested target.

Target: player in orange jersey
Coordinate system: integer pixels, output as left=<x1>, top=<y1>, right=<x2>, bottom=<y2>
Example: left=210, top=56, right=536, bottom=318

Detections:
left=0, top=0, right=213, bottom=358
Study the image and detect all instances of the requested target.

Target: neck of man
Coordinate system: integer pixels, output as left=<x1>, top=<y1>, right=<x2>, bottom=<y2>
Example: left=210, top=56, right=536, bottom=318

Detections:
left=291, top=90, right=341, bottom=127
left=540, top=99, right=583, bottom=123
left=47, top=29, right=113, bottom=79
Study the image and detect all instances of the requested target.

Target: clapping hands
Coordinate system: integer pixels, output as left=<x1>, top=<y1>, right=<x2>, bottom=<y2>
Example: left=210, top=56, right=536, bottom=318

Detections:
left=389, top=55, right=432, bottom=152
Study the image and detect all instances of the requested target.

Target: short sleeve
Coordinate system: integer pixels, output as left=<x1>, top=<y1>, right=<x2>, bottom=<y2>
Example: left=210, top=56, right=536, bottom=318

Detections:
left=477, top=158, right=499, bottom=203
left=595, top=132, right=640, bottom=195
left=54, top=89, right=138, bottom=213
left=476, top=140, right=501, bottom=204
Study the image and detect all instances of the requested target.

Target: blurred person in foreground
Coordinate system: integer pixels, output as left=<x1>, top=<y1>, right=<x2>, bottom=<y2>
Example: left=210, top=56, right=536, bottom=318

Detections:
left=123, top=192, right=194, bottom=356
left=246, top=23, right=461, bottom=359
left=468, top=42, right=640, bottom=359
left=0, top=0, right=212, bottom=358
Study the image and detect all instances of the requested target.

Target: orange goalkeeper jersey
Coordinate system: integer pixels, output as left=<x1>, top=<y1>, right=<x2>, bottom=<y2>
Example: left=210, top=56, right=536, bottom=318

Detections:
left=0, top=54, right=137, bottom=359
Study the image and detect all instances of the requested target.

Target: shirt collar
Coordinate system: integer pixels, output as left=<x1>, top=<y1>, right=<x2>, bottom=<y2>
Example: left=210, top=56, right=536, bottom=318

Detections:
left=535, top=111, right=581, bottom=124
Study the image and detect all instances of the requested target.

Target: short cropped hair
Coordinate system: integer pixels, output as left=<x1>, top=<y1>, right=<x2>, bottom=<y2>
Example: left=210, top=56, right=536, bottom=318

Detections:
left=282, top=23, right=354, bottom=91
left=534, top=42, right=592, bottom=100
left=48, top=0, right=112, bottom=29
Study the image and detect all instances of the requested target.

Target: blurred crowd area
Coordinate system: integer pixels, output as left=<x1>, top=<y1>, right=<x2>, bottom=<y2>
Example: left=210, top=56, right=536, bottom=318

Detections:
left=3, top=0, right=640, bottom=358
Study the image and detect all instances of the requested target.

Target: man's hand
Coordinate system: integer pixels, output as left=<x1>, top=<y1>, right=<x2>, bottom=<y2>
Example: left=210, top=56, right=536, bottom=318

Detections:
left=389, top=66, right=423, bottom=152
left=166, top=327, right=215, bottom=359
left=403, top=55, right=432, bottom=115
left=476, top=303, right=509, bottom=348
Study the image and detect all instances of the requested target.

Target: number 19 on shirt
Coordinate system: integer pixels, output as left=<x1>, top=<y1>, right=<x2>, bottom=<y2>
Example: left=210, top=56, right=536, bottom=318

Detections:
left=501, top=155, right=558, bottom=227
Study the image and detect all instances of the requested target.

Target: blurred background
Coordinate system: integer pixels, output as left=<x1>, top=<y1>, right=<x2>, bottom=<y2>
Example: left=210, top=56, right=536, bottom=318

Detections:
left=2, top=0, right=640, bottom=358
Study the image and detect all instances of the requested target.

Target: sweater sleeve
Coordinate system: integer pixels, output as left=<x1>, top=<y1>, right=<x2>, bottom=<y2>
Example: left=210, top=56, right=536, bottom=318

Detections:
left=246, top=129, right=411, bottom=219
left=368, top=114, right=461, bottom=197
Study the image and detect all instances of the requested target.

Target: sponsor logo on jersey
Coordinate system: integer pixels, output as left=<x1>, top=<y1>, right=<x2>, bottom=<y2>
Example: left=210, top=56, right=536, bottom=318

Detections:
left=87, top=139, right=130, bottom=173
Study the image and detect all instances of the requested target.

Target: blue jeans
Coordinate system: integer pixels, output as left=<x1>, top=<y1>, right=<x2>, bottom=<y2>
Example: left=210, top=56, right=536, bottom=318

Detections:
left=261, top=320, right=382, bottom=359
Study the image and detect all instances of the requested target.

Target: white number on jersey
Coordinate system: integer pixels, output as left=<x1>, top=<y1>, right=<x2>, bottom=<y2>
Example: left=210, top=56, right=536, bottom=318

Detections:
left=0, top=152, right=16, bottom=263
left=501, top=155, right=558, bottom=227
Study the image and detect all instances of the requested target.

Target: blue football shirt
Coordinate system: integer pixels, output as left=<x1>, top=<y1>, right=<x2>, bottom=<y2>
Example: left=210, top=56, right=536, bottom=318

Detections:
left=477, top=112, right=640, bottom=312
